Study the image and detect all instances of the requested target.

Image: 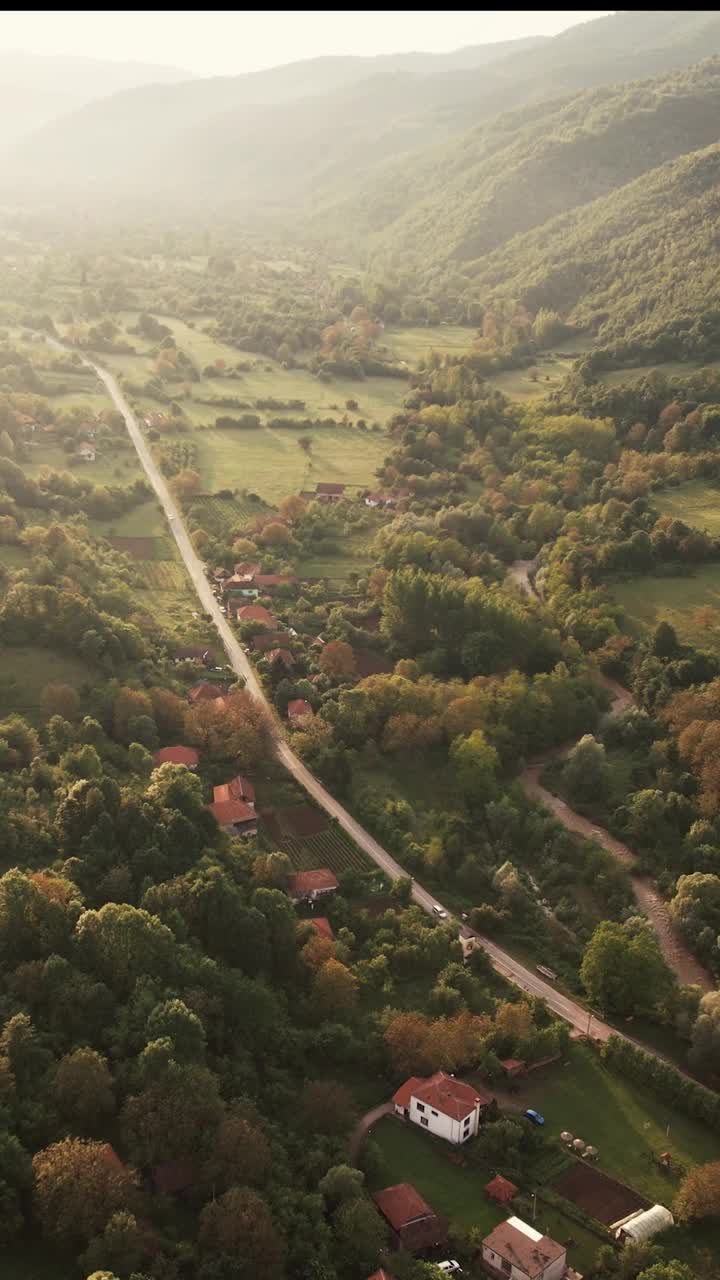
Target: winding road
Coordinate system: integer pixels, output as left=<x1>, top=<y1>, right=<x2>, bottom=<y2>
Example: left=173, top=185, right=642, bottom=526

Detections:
left=59, top=340, right=714, bottom=1055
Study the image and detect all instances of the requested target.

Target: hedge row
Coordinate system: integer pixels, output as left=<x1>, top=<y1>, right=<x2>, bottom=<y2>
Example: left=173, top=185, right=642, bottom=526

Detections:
left=602, top=1035, right=720, bottom=1130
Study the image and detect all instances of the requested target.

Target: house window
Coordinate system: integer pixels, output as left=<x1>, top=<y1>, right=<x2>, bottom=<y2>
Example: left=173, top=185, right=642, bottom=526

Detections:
left=463, top=1116, right=471, bottom=1129
left=431, top=1109, right=438, bottom=1117
left=501, top=1259, right=511, bottom=1274
left=416, top=1102, right=425, bottom=1113
left=420, top=1117, right=429, bottom=1127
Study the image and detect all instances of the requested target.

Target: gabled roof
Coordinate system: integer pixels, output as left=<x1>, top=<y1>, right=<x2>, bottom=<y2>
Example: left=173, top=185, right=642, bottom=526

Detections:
left=372, top=1183, right=436, bottom=1231
left=237, top=604, right=276, bottom=626
left=485, top=1174, right=519, bottom=1204
left=288, top=698, right=313, bottom=719
left=253, top=631, right=291, bottom=653
left=392, top=1077, right=423, bottom=1109
left=309, top=917, right=334, bottom=940
left=287, top=868, right=339, bottom=895
left=266, top=648, right=295, bottom=667
left=254, top=574, right=298, bottom=588
left=208, top=799, right=257, bottom=827
left=212, top=775, right=255, bottom=805
left=316, top=482, right=346, bottom=495
left=396, top=1070, right=493, bottom=1121
left=188, top=681, right=226, bottom=702
left=234, top=561, right=262, bottom=577
left=483, top=1218, right=565, bottom=1279
left=153, top=746, right=200, bottom=768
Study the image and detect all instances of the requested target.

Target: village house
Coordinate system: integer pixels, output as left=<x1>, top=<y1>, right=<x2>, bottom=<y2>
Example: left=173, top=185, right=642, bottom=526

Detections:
left=372, top=1183, right=447, bottom=1252
left=208, top=774, right=257, bottom=837
left=287, top=698, right=314, bottom=721
left=308, top=917, right=334, bottom=940
left=152, top=746, right=200, bottom=770
left=315, top=482, right=346, bottom=502
left=173, top=645, right=216, bottom=667
left=287, top=868, right=339, bottom=904
left=481, top=1218, right=566, bottom=1280
left=392, top=1071, right=494, bottom=1144
left=236, top=603, right=276, bottom=628
left=187, top=681, right=227, bottom=703
left=253, top=631, right=291, bottom=654
left=212, top=775, right=255, bottom=806
left=266, top=647, right=295, bottom=670
left=365, top=492, right=397, bottom=509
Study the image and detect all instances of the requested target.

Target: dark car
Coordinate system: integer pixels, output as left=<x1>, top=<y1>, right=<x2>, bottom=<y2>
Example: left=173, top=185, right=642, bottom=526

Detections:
left=525, top=1108, right=545, bottom=1126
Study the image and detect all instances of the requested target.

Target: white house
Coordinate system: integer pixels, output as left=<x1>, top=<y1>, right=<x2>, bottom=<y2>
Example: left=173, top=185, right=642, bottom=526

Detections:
left=392, top=1071, right=494, bottom=1145
left=481, top=1218, right=566, bottom=1280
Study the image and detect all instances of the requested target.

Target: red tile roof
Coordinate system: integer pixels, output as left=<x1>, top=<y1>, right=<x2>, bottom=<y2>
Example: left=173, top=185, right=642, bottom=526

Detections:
left=392, top=1077, right=423, bottom=1109
left=372, top=1183, right=436, bottom=1231
left=266, top=648, right=295, bottom=668
left=254, top=574, right=298, bottom=588
left=237, top=604, right=276, bottom=626
left=188, top=681, right=226, bottom=702
left=309, top=917, right=334, bottom=940
left=234, top=561, right=261, bottom=577
left=483, top=1220, right=565, bottom=1279
left=253, top=631, right=291, bottom=653
left=501, top=1058, right=527, bottom=1075
left=208, top=799, right=257, bottom=827
left=287, top=868, right=339, bottom=896
left=485, top=1174, right=519, bottom=1204
left=153, top=746, right=200, bottom=768
left=212, top=775, right=255, bottom=805
left=316, top=482, right=346, bottom=495
left=395, top=1071, right=493, bottom=1121
left=288, top=698, right=314, bottom=719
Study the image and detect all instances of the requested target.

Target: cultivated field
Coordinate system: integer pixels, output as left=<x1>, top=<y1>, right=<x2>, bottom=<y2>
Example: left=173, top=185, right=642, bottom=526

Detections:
left=262, top=805, right=372, bottom=873
left=551, top=1161, right=647, bottom=1226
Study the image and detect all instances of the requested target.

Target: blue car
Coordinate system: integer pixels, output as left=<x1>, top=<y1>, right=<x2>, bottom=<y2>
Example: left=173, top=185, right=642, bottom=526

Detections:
left=525, top=1109, right=545, bottom=1126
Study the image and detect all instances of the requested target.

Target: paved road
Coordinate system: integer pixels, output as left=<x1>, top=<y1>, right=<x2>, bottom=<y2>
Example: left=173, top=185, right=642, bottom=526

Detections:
left=61, top=347, right=712, bottom=1053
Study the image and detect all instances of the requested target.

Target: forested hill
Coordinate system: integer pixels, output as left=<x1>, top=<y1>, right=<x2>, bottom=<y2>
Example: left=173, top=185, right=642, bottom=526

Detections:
left=6, top=10, right=720, bottom=206
left=315, top=59, right=720, bottom=263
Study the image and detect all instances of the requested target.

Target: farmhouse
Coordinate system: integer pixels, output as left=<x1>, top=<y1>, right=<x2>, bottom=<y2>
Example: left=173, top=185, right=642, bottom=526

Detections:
left=212, top=775, right=255, bottom=805
left=207, top=798, right=258, bottom=837
left=152, top=746, right=200, bottom=769
left=481, top=1218, right=566, bottom=1280
left=372, top=1183, right=446, bottom=1252
left=287, top=698, right=314, bottom=721
left=287, top=868, right=339, bottom=903
left=187, top=681, right=227, bottom=703
left=173, top=645, right=216, bottom=666
left=392, top=1071, right=494, bottom=1144
left=237, top=604, right=276, bottom=627
left=266, top=647, right=295, bottom=670
left=315, top=482, right=346, bottom=502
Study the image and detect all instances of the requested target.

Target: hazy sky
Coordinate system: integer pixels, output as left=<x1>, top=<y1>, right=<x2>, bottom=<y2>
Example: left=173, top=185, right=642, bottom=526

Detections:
left=2, top=10, right=612, bottom=76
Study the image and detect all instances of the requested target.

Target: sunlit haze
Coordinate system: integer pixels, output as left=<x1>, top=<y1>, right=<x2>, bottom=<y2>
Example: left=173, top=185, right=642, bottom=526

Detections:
left=2, top=10, right=612, bottom=75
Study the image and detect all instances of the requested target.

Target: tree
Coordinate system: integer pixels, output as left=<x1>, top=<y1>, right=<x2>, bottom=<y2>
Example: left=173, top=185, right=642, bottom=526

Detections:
left=450, top=730, right=499, bottom=807
left=41, top=683, right=80, bottom=721
left=675, top=1161, right=720, bottom=1221
left=203, top=1104, right=271, bottom=1193
left=259, top=521, right=292, bottom=547
left=112, top=687, right=153, bottom=744
left=298, top=435, right=313, bottom=454
left=198, top=1187, right=285, bottom=1277
left=52, top=1048, right=114, bottom=1134
left=580, top=920, right=674, bottom=1017
left=670, top=874, right=720, bottom=966
left=279, top=495, right=306, bottom=523
left=74, top=903, right=177, bottom=996
left=563, top=734, right=610, bottom=803
left=313, top=958, right=358, bottom=1017
left=252, top=850, right=292, bottom=889
left=332, top=1195, right=387, bottom=1277
left=300, top=1080, right=356, bottom=1135
left=187, top=691, right=273, bottom=769
left=170, top=468, right=201, bottom=499
left=689, top=991, right=720, bottom=1073
left=637, top=1266, right=695, bottom=1280
left=318, top=1164, right=365, bottom=1208
left=146, top=998, right=206, bottom=1063
left=32, top=1138, right=137, bottom=1248
left=319, top=641, right=356, bottom=679
left=122, top=1056, right=223, bottom=1166
left=80, top=1212, right=147, bottom=1279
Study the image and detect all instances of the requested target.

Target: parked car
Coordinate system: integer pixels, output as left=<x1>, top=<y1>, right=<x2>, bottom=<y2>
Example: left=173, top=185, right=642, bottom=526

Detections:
left=438, top=1263, right=463, bottom=1275
left=432, top=904, right=447, bottom=919
left=525, top=1109, right=545, bottom=1126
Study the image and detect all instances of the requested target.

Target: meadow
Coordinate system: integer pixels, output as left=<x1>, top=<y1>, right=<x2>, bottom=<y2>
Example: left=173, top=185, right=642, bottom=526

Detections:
left=0, top=646, right=95, bottom=722
left=611, top=565, right=720, bottom=655
left=654, top=479, right=720, bottom=534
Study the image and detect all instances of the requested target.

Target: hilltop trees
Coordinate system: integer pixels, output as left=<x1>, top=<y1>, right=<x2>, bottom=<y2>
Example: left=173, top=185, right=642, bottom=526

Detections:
left=32, top=1139, right=137, bottom=1248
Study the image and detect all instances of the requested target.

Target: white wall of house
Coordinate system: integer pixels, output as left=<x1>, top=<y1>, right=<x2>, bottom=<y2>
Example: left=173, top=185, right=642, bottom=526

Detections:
left=481, top=1244, right=566, bottom=1280
left=408, top=1094, right=479, bottom=1144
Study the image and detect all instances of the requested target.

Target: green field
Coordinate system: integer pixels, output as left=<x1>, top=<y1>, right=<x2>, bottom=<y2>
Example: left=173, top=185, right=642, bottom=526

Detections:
left=485, top=353, right=578, bottom=401
left=24, top=440, right=142, bottom=489
left=381, top=323, right=478, bottom=364
left=369, top=1116, right=601, bottom=1273
left=0, top=645, right=95, bottom=719
left=597, top=359, right=720, bottom=387
left=611, top=565, right=720, bottom=654
left=654, top=479, right=720, bottom=534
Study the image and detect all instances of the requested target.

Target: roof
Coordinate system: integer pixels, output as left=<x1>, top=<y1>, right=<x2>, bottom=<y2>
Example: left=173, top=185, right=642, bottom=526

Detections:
left=316, top=482, right=346, bottom=495
left=266, top=648, right=295, bottom=667
left=188, top=681, right=226, bottom=702
left=288, top=699, right=314, bottom=719
left=234, top=561, right=261, bottom=577
left=400, top=1071, right=493, bottom=1121
left=287, top=868, right=339, bottom=896
left=485, top=1175, right=519, bottom=1204
left=213, top=775, right=255, bottom=805
left=254, top=574, right=298, bottom=588
left=617, top=1205, right=674, bottom=1241
left=253, top=631, right=291, bottom=653
left=153, top=746, right=200, bottom=768
left=208, top=799, right=258, bottom=827
left=309, top=917, right=334, bottom=940
left=392, top=1077, right=423, bottom=1109
left=151, top=1158, right=195, bottom=1195
left=174, top=645, right=215, bottom=662
left=372, top=1183, right=436, bottom=1232
left=483, top=1218, right=565, bottom=1279
left=501, top=1058, right=527, bottom=1074
left=237, top=604, right=276, bottom=626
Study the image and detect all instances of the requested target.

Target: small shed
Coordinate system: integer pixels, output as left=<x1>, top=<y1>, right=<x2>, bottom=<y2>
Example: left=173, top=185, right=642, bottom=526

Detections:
left=614, top=1204, right=674, bottom=1243
left=500, top=1058, right=527, bottom=1079
left=485, top=1174, right=518, bottom=1205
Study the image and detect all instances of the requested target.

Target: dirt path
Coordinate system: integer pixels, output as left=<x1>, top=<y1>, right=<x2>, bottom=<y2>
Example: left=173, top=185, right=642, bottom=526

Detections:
left=349, top=1102, right=393, bottom=1164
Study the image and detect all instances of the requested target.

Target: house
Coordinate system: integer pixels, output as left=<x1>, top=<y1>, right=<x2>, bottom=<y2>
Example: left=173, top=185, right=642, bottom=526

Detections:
left=287, top=868, right=339, bottom=903
left=481, top=1218, right=566, bottom=1280
left=253, top=631, right=292, bottom=654
left=253, top=574, right=298, bottom=591
left=212, top=775, right=255, bottom=806
left=485, top=1175, right=518, bottom=1206
left=188, top=681, right=227, bottom=703
left=150, top=1158, right=195, bottom=1197
left=500, top=1058, right=527, bottom=1080
left=372, top=1183, right=447, bottom=1252
left=287, top=699, right=314, bottom=721
left=266, top=648, right=295, bottom=670
left=237, top=604, right=276, bottom=628
left=78, top=443, right=96, bottom=461
left=153, top=746, right=200, bottom=769
left=208, top=798, right=258, bottom=837
left=173, top=645, right=216, bottom=666
left=365, top=493, right=397, bottom=509
left=309, top=917, right=334, bottom=940
left=234, top=561, right=262, bottom=578
left=315, top=482, right=346, bottom=502
left=392, top=1071, right=494, bottom=1145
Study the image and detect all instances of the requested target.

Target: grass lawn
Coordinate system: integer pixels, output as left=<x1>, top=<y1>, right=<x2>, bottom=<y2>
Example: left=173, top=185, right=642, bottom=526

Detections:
left=381, top=324, right=479, bottom=364
left=485, top=354, right=577, bottom=401
left=0, top=645, right=95, bottom=720
left=597, top=359, right=720, bottom=387
left=523, top=1045, right=718, bottom=1205
left=24, top=440, right=142, bottom=489
left=369, top=1116, right=601, bottom=1273
left=654, top=479, right=720, bottom=535
left=90, top=499, right=172, bottom=541
left=611, top=565, right=720, bottom=654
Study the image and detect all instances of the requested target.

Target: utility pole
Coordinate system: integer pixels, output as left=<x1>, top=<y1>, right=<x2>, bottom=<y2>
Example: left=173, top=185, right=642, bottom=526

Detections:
left=532, top=1192, right=537, bottom=1223
left=586, top=1008, right=593, bottom=1037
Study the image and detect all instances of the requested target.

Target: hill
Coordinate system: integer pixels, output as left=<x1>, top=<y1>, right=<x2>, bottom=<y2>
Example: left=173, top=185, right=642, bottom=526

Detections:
left=6, top=11, right=720, bottom=207
left=0, top=49, right=192, bottom=148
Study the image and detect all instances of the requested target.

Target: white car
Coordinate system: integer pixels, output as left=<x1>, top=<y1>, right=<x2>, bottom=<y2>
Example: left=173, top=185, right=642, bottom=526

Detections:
left=438, top=1263, right=462, bottom=1275
left=432, top=904, right=447, bottom=919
